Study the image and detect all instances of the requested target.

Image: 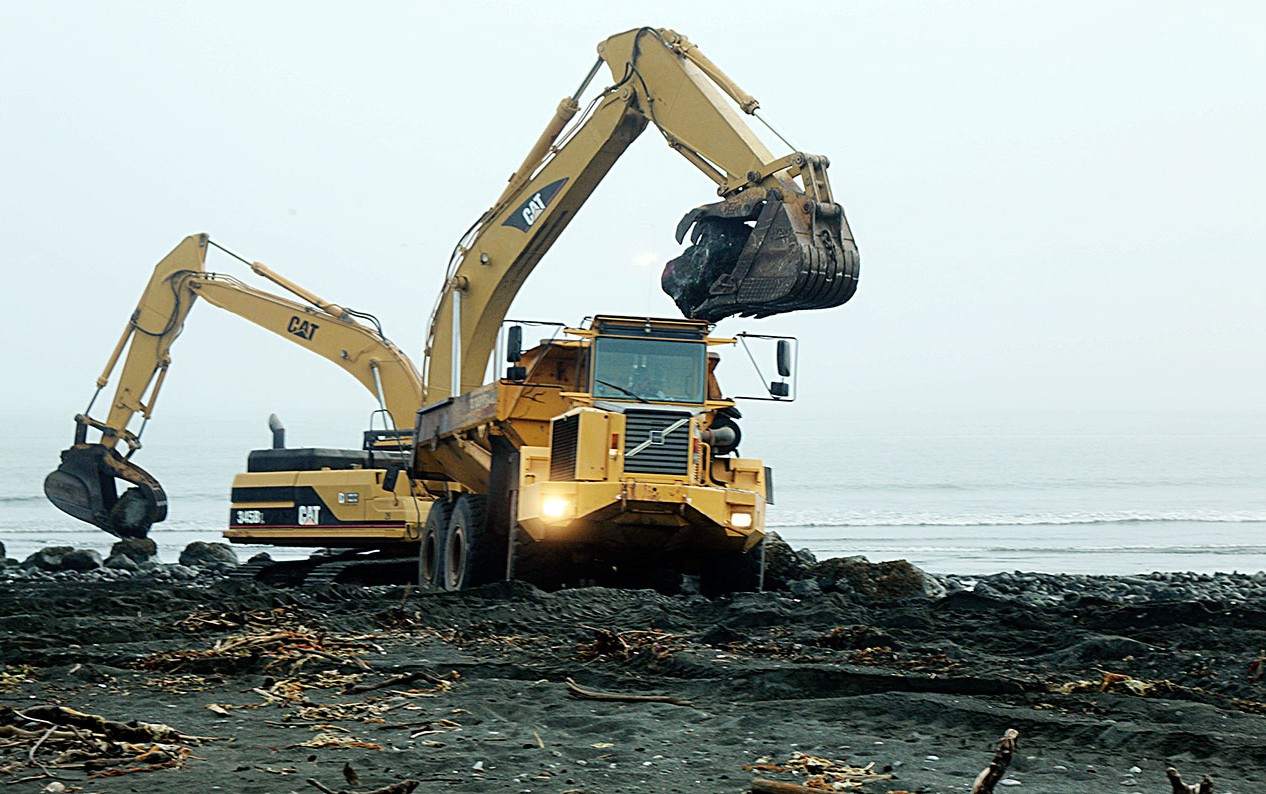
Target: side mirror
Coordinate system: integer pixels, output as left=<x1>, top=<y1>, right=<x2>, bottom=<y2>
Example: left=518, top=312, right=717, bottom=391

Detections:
left=506, top=325, right=523, bottom=363
left=506, top=364, right=527, bottom=381
left=776, top=339, right=793, bottom=378
left=768, top=381, right=790, bottom=398
left=382, top=467, right=401, bottom=493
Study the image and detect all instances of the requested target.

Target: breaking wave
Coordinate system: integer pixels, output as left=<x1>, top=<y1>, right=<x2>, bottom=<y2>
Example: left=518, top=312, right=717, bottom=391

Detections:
left=768, top=510, right=1266, bottom=529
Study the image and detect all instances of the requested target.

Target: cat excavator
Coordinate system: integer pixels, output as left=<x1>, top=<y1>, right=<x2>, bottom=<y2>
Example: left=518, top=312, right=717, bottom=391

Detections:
left=46, top=26, right=858, bottom=592
left=43, top=234, right=432, bottom=548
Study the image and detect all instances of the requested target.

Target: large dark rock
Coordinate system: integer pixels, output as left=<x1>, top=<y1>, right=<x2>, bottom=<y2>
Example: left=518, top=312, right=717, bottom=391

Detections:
left=0, top=540, right=6, bottom=559
left=104, top=553, right=140, bottom=572
left=809, top=556, right=944, bottom=600
left=60, top=549, right=103, bottom=572
left=111, top=537, right=158, bottom=564
left=23, top=546, right=76, bottom=571
left=762, top=532, right=808, bottom=590
left=179, top=541, right=239, bottom=569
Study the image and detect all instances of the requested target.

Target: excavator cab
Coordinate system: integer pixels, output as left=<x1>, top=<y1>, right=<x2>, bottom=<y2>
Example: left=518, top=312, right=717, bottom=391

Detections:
left=662, top=186, right=859, bottom=323
left=44, top=421, right=167, bottom=539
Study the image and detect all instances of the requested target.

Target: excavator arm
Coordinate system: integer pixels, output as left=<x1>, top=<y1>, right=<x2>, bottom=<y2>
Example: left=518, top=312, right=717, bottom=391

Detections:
left=424, top=26, right=858, bottom=402
left=44, top=234, right=424, bottom=538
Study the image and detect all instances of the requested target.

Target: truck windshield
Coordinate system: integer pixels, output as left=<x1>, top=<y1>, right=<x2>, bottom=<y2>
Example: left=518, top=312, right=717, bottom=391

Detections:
left=591, top=337, right=706, bottom=404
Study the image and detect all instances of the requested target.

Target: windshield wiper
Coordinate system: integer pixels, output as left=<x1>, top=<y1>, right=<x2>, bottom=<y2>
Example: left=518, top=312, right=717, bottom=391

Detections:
left=594, top=379, right=649, bottom=403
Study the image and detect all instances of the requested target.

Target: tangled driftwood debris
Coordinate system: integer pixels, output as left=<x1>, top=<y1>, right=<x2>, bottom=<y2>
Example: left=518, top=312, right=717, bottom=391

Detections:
left=746, top=752, right=894, bottom=791
left=136, top=624, right=377, bottom=674
left=574, top=626, right=685, bottom=662
left=0, top=705, right=223, bottom=783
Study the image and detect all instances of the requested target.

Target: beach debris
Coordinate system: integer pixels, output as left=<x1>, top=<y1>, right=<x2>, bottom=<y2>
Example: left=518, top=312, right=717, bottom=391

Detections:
left=1167, top=765, right=1213, bottom=793
left=815, top=625, right=896, bottom=650
left=574, top=627, right=684, bottom=662
left=174, top=605, right=295, bottom=633
left=291, top=732, right=383, bottom=750
left=565, top=677, right=694, bottom=707
left=306, top=776, right=419, bottom=794
left=340, top=668, right=458, bottom=695
left=135, top=624, right=376, bottom=674
left=0, top=665, right=35, bottom=692
left=1052, top=671, right=1160, bottom=696
left=0, top=704, right=222, bottom=782
left=970, top=728, right=1019, bottom=794
left=745, top=753, right=894, bottom=790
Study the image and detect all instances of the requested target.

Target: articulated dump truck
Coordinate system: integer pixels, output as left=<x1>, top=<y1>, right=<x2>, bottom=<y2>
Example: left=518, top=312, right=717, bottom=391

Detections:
left=408, top=315, right=774, bottom=594
left=46, top=26, right=859, bottom=592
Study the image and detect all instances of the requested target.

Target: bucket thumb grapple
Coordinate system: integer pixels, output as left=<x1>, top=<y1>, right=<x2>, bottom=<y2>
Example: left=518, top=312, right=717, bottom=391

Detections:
left=661, top=188, right=859, bottom=323
left=44, top=444, right=167, bottom=539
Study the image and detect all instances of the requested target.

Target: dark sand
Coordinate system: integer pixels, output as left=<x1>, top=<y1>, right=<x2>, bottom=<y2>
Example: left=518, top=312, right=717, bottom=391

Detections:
left=2, top=578, right=1264, bottom=793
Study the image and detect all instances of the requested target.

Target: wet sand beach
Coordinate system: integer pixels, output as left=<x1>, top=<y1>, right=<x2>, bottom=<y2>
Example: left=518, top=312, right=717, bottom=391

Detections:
left=3, top=558, right=1264, bottom=793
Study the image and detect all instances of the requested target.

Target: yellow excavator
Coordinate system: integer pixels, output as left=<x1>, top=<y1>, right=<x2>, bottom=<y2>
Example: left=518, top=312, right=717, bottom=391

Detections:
left=43, top=234, right=432, bottom=548
left=406, top=26, right=857, bottom=592
left=46, top=26, right=858, bottom=592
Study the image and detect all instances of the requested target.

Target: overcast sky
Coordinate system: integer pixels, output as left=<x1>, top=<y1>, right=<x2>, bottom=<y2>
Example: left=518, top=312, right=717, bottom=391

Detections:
left=2, top=1, right=1263, bottom=439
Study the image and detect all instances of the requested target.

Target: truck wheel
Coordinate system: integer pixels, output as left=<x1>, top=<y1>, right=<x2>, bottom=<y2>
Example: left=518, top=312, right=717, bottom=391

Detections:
left=442, top=494, right=500, bottom=591
left=700, top=541, right=765, bottom=597
left=418, top=499, right=452, bottom=589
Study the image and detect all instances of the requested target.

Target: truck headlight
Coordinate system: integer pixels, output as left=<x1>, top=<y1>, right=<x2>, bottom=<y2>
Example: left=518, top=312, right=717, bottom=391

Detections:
left=730, top=511, right=753, bottom=528
left=543, top=497, right=571, bottom=518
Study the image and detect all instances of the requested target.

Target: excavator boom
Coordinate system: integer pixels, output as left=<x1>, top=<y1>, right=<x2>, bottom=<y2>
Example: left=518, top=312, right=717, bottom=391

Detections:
left=423, top=27, right=858, bottom=402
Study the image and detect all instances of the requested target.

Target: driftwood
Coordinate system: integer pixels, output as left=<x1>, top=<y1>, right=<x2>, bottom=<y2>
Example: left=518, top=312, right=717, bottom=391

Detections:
left=1167, top=766, right=1213, bottom=794
left=17, top=706, right=211, bottom=744
left=971, top=728, right=1019, bottom=794
left=564, top=677, right=693, bottom=707
left=306, top=778, right=418, bottom=794
left=750, top=779, right=822, bottom=793
left=341, top=670, right=448, bottom=695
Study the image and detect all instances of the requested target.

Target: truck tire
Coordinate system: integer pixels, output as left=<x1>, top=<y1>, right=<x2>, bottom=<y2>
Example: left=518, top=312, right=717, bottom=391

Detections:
left=441, top=494, right=501, bottom=591
left=418, top=499, right=452, bottom=589
left=700, top=540, right=765, bottom=597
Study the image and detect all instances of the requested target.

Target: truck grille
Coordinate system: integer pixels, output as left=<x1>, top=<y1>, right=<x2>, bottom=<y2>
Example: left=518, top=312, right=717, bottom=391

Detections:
left=623, top=410, right=692, bottom=476
left=550, top=413, right=580, bottom=481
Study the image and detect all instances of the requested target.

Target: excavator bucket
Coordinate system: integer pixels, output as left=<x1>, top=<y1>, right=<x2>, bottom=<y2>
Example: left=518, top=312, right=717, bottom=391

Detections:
left=661, top=190, right=859, bottom=322
left=43, top=445, right=167, bottom=539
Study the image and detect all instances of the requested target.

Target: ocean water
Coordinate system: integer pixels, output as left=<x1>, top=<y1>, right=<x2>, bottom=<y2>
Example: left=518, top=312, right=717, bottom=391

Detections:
left=4, top=410, right=1264, bottom=575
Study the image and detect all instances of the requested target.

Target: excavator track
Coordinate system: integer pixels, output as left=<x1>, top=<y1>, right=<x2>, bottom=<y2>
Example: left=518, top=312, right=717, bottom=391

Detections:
left=227, top=552, right=417, bottom=588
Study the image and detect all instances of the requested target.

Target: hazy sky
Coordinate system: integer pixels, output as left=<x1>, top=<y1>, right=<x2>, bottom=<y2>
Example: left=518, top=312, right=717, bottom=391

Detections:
left=2, top=2, right=1263, bottom=440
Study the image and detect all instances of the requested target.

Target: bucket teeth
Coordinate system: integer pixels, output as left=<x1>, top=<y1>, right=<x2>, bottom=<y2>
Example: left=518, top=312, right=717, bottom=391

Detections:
left=43, top=445, right=166, bottom=539
left=662, top=193, right=859, bottom=322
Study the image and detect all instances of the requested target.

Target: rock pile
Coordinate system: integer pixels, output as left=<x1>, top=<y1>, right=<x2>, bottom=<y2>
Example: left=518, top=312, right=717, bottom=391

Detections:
left=943, top=569, right=1266, bottom=606
left=1, top=541, right=240, bottom=584
left=5, top=531, right=1261, bottom=604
